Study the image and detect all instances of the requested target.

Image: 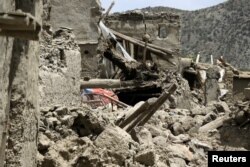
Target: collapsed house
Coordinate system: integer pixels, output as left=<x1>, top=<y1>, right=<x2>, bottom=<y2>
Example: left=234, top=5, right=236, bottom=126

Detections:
left=85, top=11, right=182, bottom=106
left=0, top=1, right=250, bottom=167
left=105, top=11, right=180, bottom=71
left=39, top=0, right=102, bottom=107
left=182, top=55, right=250, bottom=103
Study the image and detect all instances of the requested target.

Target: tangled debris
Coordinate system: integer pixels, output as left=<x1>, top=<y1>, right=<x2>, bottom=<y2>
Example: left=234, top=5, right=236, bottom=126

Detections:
left=35, top=21, right=250, bottom=167
left=2, top=1, right=250, bottom=167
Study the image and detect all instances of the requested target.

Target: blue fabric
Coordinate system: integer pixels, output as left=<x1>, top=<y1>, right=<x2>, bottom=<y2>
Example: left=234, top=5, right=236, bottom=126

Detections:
left=81, top=88, right=93, bottom=96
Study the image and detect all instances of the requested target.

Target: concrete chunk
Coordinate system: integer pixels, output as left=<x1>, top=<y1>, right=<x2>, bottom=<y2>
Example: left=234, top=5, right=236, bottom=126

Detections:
left=94, top=125, right=134, bottom=165
left=135, top=149, right=156, bottom=166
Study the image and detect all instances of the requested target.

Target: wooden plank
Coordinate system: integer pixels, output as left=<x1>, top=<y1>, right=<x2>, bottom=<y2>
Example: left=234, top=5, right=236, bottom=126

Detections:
left=111, top=29, right=175, bottom=55
left=118, top=101, right=150, bottom=128
left=0, top=30, right=40, bottom=40
left=122, top=40, right=126, bottom=50
left=81, top=79, right=129, bottom=88
left=123, top=83, right=177, bottom=132
left=98, top=93, right=129, bottom=108
left=0, top=12, right=41, bottom=40
left=138, top=83, right=177, bottom=126
left=80, top=79, right=145, bottom=89
left=0, top=14, right=28, bottom=25
left=0, top=22, right=37, bottom=31
left=143, top=40, right=148, bottom=64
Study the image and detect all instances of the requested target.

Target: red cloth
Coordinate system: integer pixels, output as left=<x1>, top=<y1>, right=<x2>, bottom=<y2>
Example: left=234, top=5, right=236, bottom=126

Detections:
left=91, top=88, right=118, bottom=104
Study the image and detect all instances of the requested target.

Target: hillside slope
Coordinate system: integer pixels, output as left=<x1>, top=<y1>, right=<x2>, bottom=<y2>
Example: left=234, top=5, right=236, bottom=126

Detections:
left=141, top=0, right=250, bottom=70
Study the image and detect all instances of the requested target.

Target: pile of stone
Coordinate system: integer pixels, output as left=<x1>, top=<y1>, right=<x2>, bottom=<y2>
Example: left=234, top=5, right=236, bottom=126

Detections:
left=37, top=97, right=234, bottom=167
left=39, top=27, right=79, bottom=73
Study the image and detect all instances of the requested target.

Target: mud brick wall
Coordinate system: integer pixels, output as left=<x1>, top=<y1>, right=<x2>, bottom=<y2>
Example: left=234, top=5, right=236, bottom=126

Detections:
left=0, top=36, right=13, bottom=167
left=6, top=1, right=42, bottom=166
left=0, top=0, right=15, bottom=164
left=79, top=43, right=99, bottom=78
left=0, top=1, right=14, bottom=164
left=0, top=0, right=42, bottom=166
left=106, top=12, right=181, bottom=70
left=42, top=0, right=102, bottom=81
left=39, top=47, right=82, bottom=107
left=45, top=0, right=101, bottom=43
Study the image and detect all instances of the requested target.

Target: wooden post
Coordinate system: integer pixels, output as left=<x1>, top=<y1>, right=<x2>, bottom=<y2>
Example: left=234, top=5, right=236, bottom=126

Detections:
left=138, top=83, right=177, bottom=126
left=120, top=83, right=177, bottom=132
left=117, top=101, right=150, bottom=128
left=143, top=41, right=148, bottom=64
left=130, top=43, right=134, bottom=58
left=123, top=40, right=126, bottom=50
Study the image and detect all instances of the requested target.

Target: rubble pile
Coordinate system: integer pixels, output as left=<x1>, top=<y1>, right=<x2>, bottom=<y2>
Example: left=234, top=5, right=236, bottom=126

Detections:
left=39, top=27, right=81, bottom=107
left=2, top=1, right=250, bottom=166
left=39, top=27, right=79, bottom=73
left=37, top=96, right=241, bottom=167
left=36, top=13, right=250, bottom=167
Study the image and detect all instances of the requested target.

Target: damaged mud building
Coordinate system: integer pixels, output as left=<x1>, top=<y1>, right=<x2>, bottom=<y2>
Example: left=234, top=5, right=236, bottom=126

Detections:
left=0, top=0, right=250, bottom=167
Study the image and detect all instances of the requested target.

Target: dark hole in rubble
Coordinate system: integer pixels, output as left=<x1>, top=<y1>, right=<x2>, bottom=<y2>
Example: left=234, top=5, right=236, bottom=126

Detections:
left=59, top=49, right=66, bottom=66
left=84, top=50, right=89, bottom=54
left=72, top=112, right=105, bottom=137
left=38, top=146, right=49, bottom=155
left=72, top=116, right=89, bottom=137
left=183, top=71, right=200, bottom=90
left=116, top=87, right=162, bottom=106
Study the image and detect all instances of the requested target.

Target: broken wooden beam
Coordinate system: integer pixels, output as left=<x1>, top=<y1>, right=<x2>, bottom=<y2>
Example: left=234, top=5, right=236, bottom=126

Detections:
left=120, top=83, right=177, bottom=132
left=0, top=23, right=37, bottom=31
left=138, top=83, right=177, bottom=126
left=96, top=93, right=129, bottom=108
left=117, top=101, right=150, bottom=128
left=0, top=14, right=29, bottom=25
left=0, top=30, right=40, bottom=40
left=111, top=29, right=175, bottom=56
left=80, top=79, right=143, bottom=89
left=0, top=12, right=41, bottom=40
left=122, top=100, right=154, bottom=132
left=103, top=48, right=140, bottom=79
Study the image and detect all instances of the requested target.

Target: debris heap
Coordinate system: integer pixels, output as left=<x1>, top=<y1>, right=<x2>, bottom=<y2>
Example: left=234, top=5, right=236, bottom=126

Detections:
left=37, top=97, right=249, bottom=167
left=37, top=15, right=250, bottom=167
